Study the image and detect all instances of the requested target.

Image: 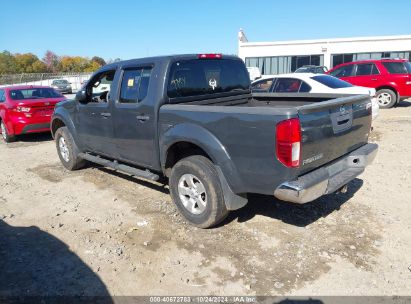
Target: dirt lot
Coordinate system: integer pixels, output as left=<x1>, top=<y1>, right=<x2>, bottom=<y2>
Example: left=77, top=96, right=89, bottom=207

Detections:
left=0, top=102, right=410, bottom=297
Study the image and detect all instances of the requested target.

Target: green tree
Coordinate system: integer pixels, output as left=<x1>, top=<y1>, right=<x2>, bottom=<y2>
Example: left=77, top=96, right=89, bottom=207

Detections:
left=0, top=51, right=17, bottom=74
left=91, top=56, right=106, bottom=66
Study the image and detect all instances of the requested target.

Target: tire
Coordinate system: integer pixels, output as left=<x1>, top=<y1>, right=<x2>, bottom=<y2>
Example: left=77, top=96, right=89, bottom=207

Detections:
left=376, top=89, right=397, bottom=109
left=0, top=120, right=15, bottom=143
left=169, top=155, right=229, bottom=228
left=55, top=127, right=86, bottom=170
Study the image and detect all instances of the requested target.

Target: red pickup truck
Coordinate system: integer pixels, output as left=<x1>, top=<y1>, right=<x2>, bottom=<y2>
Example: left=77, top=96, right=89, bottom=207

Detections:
left=328, top=59, right=411, bottom=108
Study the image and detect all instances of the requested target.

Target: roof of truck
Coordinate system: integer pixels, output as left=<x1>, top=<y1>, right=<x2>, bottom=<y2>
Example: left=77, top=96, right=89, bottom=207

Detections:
left=103, top=54, right=241, bottom=70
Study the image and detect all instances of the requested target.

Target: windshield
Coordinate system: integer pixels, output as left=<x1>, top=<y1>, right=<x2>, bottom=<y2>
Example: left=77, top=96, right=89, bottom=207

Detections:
left=311, top=75, right=353, bottom=89
left=167, top=59, right=250, bottom=99
left=10, top=88, right=63, bottom=100
left=53, top=80, right=69, bottom=84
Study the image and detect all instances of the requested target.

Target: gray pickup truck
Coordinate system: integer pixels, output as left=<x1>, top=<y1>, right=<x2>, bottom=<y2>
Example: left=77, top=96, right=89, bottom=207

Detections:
left=51, top=54, right=378, bottom=228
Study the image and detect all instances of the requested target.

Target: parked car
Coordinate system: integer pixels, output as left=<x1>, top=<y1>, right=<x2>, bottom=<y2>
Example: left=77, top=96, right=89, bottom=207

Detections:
left=51, top=79, right=73, bottom=94
left=327, top=59, right=411, bottom=108
left=251, top=73, right=379, bottom=120
left=0, top=85, right=66, bottom=142
left=247, top=66, right=261, bottom=81
left=295, top=65, right=328, bottom=74
left=51, top=54, right=377, bottom=228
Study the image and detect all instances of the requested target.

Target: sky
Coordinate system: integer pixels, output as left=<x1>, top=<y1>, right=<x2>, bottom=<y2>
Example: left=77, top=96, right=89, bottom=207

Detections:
left=1, top=0, right=411, bottom=61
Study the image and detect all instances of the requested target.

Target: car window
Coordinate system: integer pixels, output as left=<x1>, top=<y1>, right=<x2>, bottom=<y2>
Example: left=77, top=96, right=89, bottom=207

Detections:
left=89, top=70, right=115, bottom=101
left=119, top=68, right=152, bottom=103
left=52, top=80, right=69, bottom=84
left=330, top=65, right=354, bottom=78
left=251, top=78, right=274, bottom=92
left=9, top=88, right=63, bottom=100
left=0, top=90, right=5, bottom=102
left=311, top=75, right=353, bottom=88
left=355, top=63, right=379, bottom=76
left=167, top=59, right=250, bottom=99
left=382, top=62, right=410, bottom=74
left=299, top=81, right=311, bottom=92
left=273, top=78, right=302, bottom=93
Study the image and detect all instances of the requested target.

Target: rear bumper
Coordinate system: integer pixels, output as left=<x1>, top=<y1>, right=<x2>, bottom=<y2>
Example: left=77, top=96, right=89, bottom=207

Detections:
left=274, top=143, right=378, bottom=204
left=9, top=115, right=52, bottom=135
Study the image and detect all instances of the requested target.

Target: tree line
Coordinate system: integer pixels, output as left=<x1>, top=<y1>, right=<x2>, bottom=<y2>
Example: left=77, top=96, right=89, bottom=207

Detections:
left=0, top=50, right=118, bottom=74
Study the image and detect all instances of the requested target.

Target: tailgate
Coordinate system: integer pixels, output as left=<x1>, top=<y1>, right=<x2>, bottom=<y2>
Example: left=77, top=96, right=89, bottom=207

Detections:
left=298, top=95, right=372, bottom=175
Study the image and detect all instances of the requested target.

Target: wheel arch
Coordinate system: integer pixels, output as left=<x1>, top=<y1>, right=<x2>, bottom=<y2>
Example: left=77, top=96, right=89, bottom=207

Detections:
left=375, top=85, right=399, bottom=98
left=160, top=123, right=244, bottom=194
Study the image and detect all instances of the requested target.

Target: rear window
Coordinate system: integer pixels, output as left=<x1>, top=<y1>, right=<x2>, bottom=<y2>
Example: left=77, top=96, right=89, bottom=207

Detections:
left=9, top=88, right=63, bottom=100
left=167, top=59, right=250, bottom=98
left=382, top=62, right=411, bottom=74
left=311, top=75, right=353, bottom=89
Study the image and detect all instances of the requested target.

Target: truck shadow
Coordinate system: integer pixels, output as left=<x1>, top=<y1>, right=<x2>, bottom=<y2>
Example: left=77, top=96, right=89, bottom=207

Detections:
left=97, top=167, right=170, bottom=194
left=15, top=132, right=53, bottom=142
left=226, top=178, right=363, bottom=227
left=0, top=220, right=112, bottom=301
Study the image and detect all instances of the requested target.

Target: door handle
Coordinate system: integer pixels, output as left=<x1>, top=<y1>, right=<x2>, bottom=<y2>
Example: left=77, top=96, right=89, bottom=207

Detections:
left=136, top=114, right=150, bottom=122
left=100, top=112, right=111, bottom=118
left=371, top=78, right=378, bottom=81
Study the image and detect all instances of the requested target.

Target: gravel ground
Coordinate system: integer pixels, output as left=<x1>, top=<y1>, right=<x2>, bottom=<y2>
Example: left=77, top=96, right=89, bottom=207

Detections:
left=0, top=101, right=410, bottom=297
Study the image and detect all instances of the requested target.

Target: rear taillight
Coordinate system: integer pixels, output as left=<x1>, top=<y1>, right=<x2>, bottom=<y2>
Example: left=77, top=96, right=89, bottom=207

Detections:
left=198, top=53, right=222, bottom=59
left=276, top=118, right=301, bottom=168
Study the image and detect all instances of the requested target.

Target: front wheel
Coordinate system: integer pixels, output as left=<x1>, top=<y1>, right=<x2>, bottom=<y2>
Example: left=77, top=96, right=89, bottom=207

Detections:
left=376, top=89, right=396, bottom=109
left=55, top=127, right=86, bottom=170
left=169, top=155, right=229, bottom=228
left=0, top=121, right=15, bottom=143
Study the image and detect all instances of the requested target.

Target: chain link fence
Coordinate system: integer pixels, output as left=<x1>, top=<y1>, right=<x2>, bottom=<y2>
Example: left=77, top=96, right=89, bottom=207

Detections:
left=0, top=72, right=92, bottom=92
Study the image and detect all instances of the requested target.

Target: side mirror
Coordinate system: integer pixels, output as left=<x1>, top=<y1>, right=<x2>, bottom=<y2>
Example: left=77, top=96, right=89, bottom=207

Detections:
left=75, top=90, right=87, bottom=103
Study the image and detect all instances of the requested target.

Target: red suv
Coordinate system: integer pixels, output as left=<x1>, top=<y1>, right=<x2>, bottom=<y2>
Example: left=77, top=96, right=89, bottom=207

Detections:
left=328, top=59, right=411, bottom=108
left=0, top=85, right=66, bottom=142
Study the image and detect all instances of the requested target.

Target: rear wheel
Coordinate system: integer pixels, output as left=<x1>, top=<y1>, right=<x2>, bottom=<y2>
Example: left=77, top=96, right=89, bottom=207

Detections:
left=376, top=89, right=396, bottom=109
left=169, top=155, right=229, bottom=228
left=0, top=121, right=15, bottom=143
left=55, top=127, right=86, bottom=170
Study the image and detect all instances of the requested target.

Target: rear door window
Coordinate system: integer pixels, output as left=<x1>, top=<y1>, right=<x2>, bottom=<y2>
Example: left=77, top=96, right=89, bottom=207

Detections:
left=382, top=62, right=409, bottom=74
left=167, top=59, right=250, bottom=99
left=273, top=78, right=302, bottom=93
left=330, top=65, right=355, bottom=78
left=119, top=68, right=152, bottom=103
left=355, top=63, right=379, bottom=76
left=0, top=90, right=5, bottom=102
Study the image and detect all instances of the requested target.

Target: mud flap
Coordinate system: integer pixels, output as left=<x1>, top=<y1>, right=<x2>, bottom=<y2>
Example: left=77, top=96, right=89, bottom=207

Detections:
left=215, top=166, right=248, bottom=211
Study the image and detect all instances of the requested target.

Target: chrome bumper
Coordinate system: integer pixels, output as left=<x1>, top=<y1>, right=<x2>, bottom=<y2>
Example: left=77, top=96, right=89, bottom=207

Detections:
left=274, top=143, right=378, bottom=204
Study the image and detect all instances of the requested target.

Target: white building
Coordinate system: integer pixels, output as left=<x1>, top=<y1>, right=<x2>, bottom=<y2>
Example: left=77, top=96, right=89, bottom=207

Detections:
left=237, top=29, right=411, bottom=75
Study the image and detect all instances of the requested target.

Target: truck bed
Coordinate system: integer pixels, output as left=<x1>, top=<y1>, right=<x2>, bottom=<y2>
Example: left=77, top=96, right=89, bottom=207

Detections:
left=176, top=92, right=363, bottom=108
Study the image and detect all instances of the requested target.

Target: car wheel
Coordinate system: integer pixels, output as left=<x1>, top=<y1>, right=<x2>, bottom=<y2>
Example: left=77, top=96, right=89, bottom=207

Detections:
left=0, top=121, right=15, bottom=143
left=169, top=155, right=229, bottom=228
left=376, top=89, right=397, bottom=109
left=55, top=127, right=86, bottom=170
